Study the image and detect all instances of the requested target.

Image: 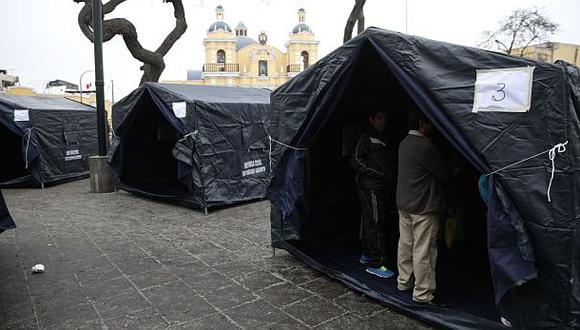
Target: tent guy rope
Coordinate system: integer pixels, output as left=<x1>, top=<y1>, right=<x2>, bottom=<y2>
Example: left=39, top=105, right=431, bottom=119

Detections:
left=24, top=128, right=34, bottom=169
left=268, top=136, right=307, bottom=172
left=485, top=140, right=568, bottom=202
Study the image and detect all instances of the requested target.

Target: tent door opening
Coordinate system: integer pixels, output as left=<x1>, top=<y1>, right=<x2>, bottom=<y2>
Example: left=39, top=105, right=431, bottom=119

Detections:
left=0, top=126, right=28, bottom=185
left=118, top=93, right=190, bottom=197
left=287, top=42, right=498, bottom=323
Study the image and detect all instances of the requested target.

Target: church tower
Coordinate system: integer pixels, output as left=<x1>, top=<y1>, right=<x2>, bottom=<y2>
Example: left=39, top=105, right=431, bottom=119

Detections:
left=286, top=8, right=319, bottom=75
left=180, top=5, right=321, bottom=88
left=203, top=5, right=238, bottom=75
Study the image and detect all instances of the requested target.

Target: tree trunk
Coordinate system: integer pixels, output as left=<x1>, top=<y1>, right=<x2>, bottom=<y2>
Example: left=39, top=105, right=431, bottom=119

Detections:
left=344, top=0, right=366, bottom=43
left=357, top=10, right=365, bottom=34
left=75, top=0, right=187, bottom=85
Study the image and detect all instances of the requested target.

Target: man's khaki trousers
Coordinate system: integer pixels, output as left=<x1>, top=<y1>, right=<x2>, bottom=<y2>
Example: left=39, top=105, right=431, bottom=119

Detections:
left=397, top=211, right=439, bottom=303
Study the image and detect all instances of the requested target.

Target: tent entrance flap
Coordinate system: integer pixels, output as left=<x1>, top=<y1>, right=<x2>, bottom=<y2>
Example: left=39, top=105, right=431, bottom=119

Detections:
left=277, top=42, right=500, bottom=326
left=0, top=124, right=29, bottom=184
left=118, top=92, right=189, bottom=197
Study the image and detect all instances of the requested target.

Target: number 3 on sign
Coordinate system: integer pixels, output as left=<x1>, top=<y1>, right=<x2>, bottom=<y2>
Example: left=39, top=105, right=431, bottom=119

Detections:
left=491, top=83, right=506, bottom=102
left=472, top=66, right=534, bottom=113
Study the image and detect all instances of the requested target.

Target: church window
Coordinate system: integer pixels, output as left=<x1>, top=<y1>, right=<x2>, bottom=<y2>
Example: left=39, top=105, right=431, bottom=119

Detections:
left=217, top=50, right=226, bottom=71
left=217, top=50, right=226, bottom=63
left=301, top=51, right=309, bottom=69
left=259, top=61, right=268, bottom=76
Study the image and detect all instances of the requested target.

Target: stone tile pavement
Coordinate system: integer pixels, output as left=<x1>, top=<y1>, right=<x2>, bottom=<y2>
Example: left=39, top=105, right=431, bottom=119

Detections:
left=0, top=180, right=430, bottom=329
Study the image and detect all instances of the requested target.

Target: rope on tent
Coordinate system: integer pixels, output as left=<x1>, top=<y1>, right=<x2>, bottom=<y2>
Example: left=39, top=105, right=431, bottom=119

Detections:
left=268, top=136, right=307, bottom=172
left=547, top=141, right=568, bottom=202
left=485, top=140, right=568, bottom=202
left=178, top=130, right=198, bottom=142
left=24, top=128, right=34, bottom=169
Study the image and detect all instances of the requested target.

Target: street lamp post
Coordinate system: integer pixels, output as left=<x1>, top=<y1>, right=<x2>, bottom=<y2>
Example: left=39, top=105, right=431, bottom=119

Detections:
left=92, top=0, right=107, bottom=157
left=79, top=70, right=94, bottom=104
left=88, top=0, right=114, bottom=193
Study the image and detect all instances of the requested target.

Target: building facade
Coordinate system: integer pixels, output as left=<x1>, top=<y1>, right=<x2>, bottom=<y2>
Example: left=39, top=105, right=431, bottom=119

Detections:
left=166, top=6, right=319, bottom=89
left=3, top=83, right=113, bottom=125
left=0, top=69, right=19, bottom=91
left=514, top=42, right=580, bottom=66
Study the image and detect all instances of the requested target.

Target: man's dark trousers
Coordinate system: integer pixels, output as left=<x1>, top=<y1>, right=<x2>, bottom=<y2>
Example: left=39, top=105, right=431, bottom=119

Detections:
left=358, top=189, right=393, bottom=265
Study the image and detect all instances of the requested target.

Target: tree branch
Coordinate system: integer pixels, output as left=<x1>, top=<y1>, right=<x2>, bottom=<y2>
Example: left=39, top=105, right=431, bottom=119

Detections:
left=155, top=0, right=187, bottom=56
left=343, top=0, right=366, bottom=43
left=519, top=35, right=538, bottom=57
left=495, top=39, right=509, bottom=52
left=481, top=8, right=558, bottom=55
left=357, top=10, right=365, bottom=34
left=74, top=0, right=187, bottom=85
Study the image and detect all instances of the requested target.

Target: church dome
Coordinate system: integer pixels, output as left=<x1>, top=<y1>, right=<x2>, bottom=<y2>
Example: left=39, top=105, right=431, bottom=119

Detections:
left=208, top=21, right=232, bottom=32
left=235, top=36, right=257, bottom=50
left=292, top=23, right=312, bottom=34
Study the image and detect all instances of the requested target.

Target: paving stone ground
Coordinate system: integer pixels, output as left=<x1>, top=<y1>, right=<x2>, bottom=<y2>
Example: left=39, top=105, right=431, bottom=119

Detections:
left=0, top=180, right=430, bottom=329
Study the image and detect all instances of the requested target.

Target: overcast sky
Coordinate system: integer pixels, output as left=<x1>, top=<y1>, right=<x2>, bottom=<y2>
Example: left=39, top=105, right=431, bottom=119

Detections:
left=1, top=0, right=578, bottom=100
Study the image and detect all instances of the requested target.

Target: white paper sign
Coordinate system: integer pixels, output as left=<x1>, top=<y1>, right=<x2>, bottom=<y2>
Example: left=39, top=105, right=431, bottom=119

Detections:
left=472, top=66, right=535, bottom=113
left=172, top=102, right=187, bottom=118
left=14, top=110, right=29, bottom=122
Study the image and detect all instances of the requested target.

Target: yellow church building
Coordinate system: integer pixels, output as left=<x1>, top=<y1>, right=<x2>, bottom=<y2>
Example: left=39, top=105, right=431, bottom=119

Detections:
left=168, top=6, right=319, bottom=89
left=513, top=42, right=580, bottom=66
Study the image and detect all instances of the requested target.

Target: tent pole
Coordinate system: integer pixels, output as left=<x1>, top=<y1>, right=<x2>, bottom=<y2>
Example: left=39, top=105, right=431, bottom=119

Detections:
left=204, top=207, right=208, bottom=216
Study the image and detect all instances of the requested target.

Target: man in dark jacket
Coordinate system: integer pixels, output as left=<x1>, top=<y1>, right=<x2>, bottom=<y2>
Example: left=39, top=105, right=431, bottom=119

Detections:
left=351, top=110, right=396, bottom=278
left=396, top=111, right=451, bottom=304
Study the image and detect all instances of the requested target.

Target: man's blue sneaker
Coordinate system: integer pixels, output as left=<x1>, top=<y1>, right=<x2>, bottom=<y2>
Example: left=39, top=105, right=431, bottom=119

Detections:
left=359, top=254, right=375, bottom=264
left=366, top=266, right=394, bottom=278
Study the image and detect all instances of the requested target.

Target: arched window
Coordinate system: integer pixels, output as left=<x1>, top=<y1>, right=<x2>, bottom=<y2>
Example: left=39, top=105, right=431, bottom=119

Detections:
left=301, top=51, right=309, bottom=69
left=217, top=49, right=226, bottom=71
left=259, top=60, right=268, bottom=76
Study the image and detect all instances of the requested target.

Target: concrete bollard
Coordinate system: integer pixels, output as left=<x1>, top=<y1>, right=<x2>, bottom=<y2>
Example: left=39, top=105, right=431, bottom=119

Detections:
left=89, top=156, right=114, bottom=193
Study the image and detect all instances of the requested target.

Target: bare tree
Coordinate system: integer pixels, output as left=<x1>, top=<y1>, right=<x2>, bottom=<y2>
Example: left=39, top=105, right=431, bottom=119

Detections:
left=344, top=0, right=366, bottom=43
left=479, top=8, right=558, bottom=56
left=74, top=0, right=187, bottom=85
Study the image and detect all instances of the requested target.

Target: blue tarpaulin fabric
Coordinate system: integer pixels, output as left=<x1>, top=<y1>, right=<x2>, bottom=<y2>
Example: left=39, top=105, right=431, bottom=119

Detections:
left=109, top=83, right=273, bottom=209
left=0, top=190, right=15, bottom=233
left=0, top=94, right=97, bottom=187
left=268, top=27, right=580, bottom=328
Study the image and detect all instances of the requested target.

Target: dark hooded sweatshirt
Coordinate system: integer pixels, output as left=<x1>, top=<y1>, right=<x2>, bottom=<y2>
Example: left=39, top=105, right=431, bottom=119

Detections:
left=351, top=130, right=395, bottom=190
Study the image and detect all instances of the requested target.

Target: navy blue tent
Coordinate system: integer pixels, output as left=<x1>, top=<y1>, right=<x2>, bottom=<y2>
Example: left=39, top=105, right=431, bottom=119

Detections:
left=0, top=190, right=15, bottom=234
left=0, top=94, right=98, bottom=187
left=109, top=83, right=272, bottom=210
left=268, top=28, right=580, bottom=329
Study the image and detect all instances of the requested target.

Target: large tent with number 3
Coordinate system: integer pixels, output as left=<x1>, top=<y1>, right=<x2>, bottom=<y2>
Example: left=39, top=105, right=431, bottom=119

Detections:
left=268, top=27, right=580, bottom=329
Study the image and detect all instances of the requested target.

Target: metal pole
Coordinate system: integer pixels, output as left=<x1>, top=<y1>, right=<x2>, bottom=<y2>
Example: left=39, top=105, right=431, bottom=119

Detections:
left=79, top=70, right=93, bottom=105
left=405, top=0, right=408, bottom=34
left=92, top=0, right=107, bottom=156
